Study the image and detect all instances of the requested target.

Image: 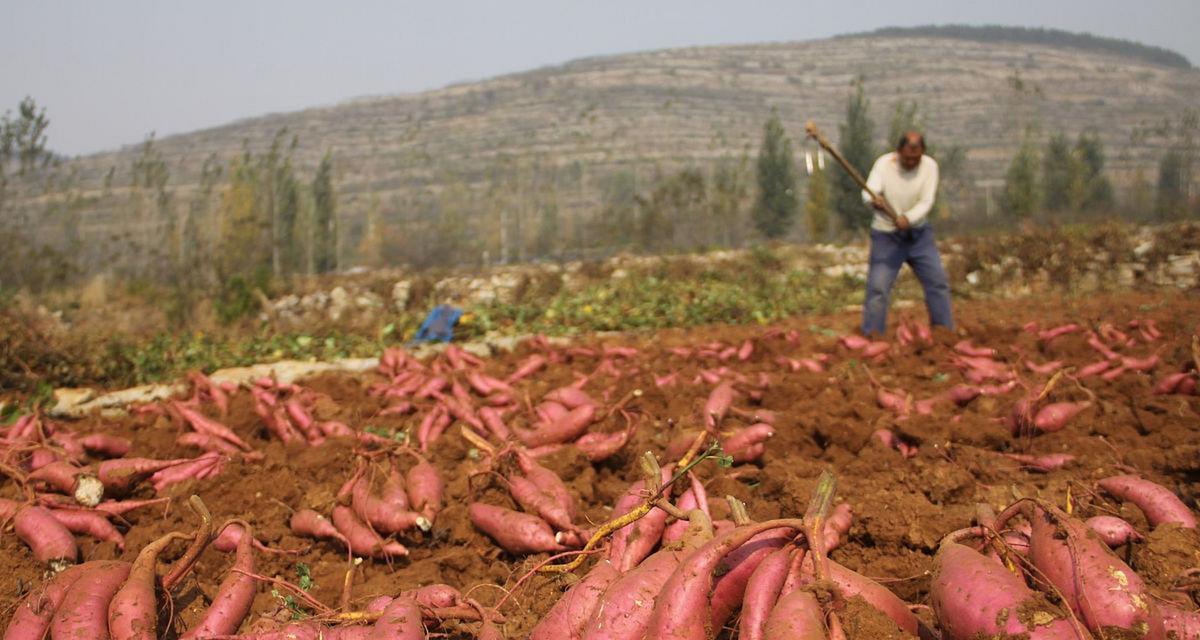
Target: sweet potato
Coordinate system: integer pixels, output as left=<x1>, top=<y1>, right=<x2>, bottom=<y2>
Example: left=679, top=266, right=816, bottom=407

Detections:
left=507, top=354, right=548, bottom=383
left=181, top=523, right=257, bottom=638
left=1097, top=474, right=1196, bottom=529
left=517, top=404, right=596, bottom=448
left=761, top=588, right=825, bottom=640
left=28, top=461, right=104, bottom=506
left=1003, top=453, right=1076, bottom=473
left=109, top=532, right=186, bottom=640
left=14, top=505, right=78, bottom=567
left=722, top=423, right=774, bottom=463
left=823, top=502, right=853, bottom=551
left=582, top=511, right=712, bottom=640
left=49, top=560, right=131, bottom=640
left=78, top=434, right=132, bottom=458
left=99, top=456, right=193, bottom=496
left=176, top=403, right=252, bottom=452
left=1085, top=516, right=1145, bottom=547
left=508, top=475, right=576, bottom=534
left=331, top=505, right=408, bottom=559
left=405, top=454, right=443, bottom=525
left=1000, top=500, right=1165, bottom=638
left=1160, top=604, right=1200, bottom=640
left=609, top=473, right=671, bottom=572
left=737, top=546, right=794, bottom=640
left=708, top=529, right=794, bottom=631
left=3, top=562, right=90, bottom=640
left=529, top=559, right=620, bottom=640
left=643, top=519, right=806, bottom=640
left=930, top=535, right=1081, bottom=639
left=801, top=556, right=920, bottom=636
left=48, top=508, right=125, bottom=549
left=370, top=596, right=424, bottom=639
left=469, top=502, right=564, bottom=555
left=352, top=474, right=429, bottom=534
left=290, top=509, right=343, bottom=542
left=703, top=382, right=736, bottom=429
left=515, top=451, right=576, bottom=521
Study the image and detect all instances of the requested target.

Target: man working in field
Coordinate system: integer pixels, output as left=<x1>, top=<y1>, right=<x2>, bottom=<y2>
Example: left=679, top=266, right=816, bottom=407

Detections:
left=860, top=131, right=954, bottom=336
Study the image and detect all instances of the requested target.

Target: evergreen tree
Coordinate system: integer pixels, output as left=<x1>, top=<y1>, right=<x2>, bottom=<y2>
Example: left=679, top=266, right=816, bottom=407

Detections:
left=753, top=111, right=799, bottom=239
left=805, top=161, right=831, bottom=241
left=1155, top=148, right=1191, bottom=219
left=834, top=79, right=877, bottom=230
left=886, top=100, right=922, bottom=150
left=710, top=153, right=750, bottom=248
left=311, top=151, right=338, bottom=273
left=1004, top=131, right=1041, bottom=218
left=1074, top=131, right=1114, bottom=210
left=1041, top=133, right=1073, bottom=211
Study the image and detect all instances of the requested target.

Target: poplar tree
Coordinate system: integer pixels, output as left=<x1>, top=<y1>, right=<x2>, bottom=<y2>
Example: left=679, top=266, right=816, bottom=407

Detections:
left=753, top=111, right=799, bottom=239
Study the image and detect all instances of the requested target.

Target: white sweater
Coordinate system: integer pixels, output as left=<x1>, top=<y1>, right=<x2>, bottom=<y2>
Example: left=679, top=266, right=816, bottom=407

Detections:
left=860, top=152, right=939, bottom=232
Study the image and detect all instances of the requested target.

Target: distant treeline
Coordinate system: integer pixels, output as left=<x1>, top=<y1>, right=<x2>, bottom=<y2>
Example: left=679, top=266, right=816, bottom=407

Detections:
left=840, top=25, right=1191, bottom=70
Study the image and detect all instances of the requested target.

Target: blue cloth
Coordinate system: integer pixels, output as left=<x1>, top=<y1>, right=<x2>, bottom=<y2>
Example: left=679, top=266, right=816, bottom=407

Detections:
left=412, top=305, right=462, bottom=344
left=862, top=224, right=954, bottom=336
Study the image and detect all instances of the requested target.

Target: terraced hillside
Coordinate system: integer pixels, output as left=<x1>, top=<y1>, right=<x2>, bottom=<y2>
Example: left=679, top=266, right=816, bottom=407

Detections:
left=6, top=31, right=1200, bottom=272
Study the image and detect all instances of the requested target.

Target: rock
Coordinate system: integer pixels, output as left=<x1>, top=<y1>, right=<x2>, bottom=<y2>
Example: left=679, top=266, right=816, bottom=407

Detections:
left=392, top=280, right=412, bottom=311
left=329, top=287, right=351, bottom=321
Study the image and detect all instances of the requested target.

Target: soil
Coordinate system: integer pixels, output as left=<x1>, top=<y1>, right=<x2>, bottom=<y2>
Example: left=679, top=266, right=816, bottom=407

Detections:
left=2, top=289, right=1198, bottom=638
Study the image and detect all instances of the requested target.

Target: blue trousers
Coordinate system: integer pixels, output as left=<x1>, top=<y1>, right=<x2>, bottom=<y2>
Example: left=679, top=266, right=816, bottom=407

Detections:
left=862, top=225, right=954, bottom=336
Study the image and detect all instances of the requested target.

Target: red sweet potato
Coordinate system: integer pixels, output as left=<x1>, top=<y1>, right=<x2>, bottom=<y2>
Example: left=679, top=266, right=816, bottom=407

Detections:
left=515, top=451, right=577, bottom=521
left=331, top=505, right=408, bottom=559
left=582, top=512, right=712, bottom=640
left=176, top=403, right=252, bottom=452
left=1097, top=474, right=1197, bottom=529
left=643, top=520, right=806, bottom=640
left=737, top=546, right=794, bottom=640
left=761, top=588, right=825, bottom=640
left=1085, top=516, right=1145, bottom=547
left=49, top=560, right=131, bottom=640
left=1001, top=500, right=1165, bottom=638
left=529, top=559, right=620, bottom=640
left=703, top=382, right=736, bottom=429
left=1031, top=401, right=1091, bottom=433
left=1003, top=453, right=1076, bottom=473
left=99, top=456, right=192, bottom=496
left=722, top=423, right=774, bottom=463
left=15, top=505, right=78, bottom=567
left=517, top=404, right=596, bottom=448
left=181, top=523, right=257, bottom=638
left=405, top=454, right=443, bottom=524
left=352, top=474, right=428, bottom=534
left=801, top=555, right=919, bottom=636
left=3, top=562, right=90, bottom=640
left=1160, top=604, right=1200, bottom=640
left=469, top=502, right=564, bottom=555
left=708, top=529, right=793, bottom=631
left=930, top=535, right=1081, bottom=639
left=108, top=532, right=186, bottom=640
left=48, top=508, right=125, bottom=549
left=28, top=461, right=104, bottom=507
left=290, top=509, right=343, bottom=542
left=370, top=596, right=424, bottom=639
left=78, top=434, right=132, bottom=458
left=508, top=475, right=576, bottom=534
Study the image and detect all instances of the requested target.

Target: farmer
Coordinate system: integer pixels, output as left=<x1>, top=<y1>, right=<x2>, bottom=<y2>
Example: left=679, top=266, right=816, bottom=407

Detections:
left=860, top=130, right=954, bottom=336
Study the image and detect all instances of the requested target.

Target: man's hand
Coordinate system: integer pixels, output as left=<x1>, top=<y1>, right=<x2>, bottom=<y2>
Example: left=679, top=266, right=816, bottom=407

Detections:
left=895, top=214, right=911, bottom=231
left=869, top=195, right=888, bottom=212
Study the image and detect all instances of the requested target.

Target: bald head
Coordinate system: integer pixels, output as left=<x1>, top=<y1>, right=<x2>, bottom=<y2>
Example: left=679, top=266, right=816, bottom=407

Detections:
left=897, top=130, right=925, bottom=171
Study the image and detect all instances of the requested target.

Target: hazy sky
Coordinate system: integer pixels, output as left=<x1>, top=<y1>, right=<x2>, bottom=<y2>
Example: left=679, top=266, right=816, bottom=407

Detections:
left=4, top=1, right=1198, bottom=157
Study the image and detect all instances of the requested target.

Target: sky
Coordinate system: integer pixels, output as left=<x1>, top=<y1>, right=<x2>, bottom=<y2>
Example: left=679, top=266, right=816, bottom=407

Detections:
left=3, top=1, right=1198, bottom=157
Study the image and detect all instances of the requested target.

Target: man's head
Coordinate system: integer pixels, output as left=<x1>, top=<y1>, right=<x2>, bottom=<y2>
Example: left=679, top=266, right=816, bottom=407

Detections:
left=896, top=131, right=925, bottom=171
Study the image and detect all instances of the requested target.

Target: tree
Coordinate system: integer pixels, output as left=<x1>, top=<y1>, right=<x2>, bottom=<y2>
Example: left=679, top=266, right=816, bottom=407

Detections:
left=834, top=78, right=877, bottom=230
left=311, top=151, right=338, bottom=273
left=1041, top=133, right=1074, bottom=211
left=710, top=152, right=750, bottom=248
left=805, top=160, right=831, bottom=241
left=1155, top=148, right=1191, bottom=219
left=0, top=96, right=53, bottom=208
left=1004, top=131, right=1041, bottom=218
left=1074, top=131, right=1114, bottom=211
left=753, top=111, right=799, bottom=239
left=886, top=100, right=922, bottom=150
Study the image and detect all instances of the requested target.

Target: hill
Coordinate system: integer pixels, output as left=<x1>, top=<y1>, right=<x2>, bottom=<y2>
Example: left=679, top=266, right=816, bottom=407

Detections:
left=3, top=29, right=1199, bottom=279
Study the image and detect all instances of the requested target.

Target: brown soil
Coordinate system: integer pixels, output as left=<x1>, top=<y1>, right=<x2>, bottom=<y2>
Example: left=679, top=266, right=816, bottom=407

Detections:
left=2, top=289, right=1198, bottom=638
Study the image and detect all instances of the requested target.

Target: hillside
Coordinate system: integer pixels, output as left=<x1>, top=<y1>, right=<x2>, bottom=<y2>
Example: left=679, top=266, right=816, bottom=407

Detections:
left=4, top=30, right=1200, bottom=276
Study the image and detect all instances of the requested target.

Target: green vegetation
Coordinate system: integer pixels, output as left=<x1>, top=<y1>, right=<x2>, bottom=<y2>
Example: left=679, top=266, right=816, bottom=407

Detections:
left=1004, top=130, right=1042, bottom=218
left=834, top=78, right=876, bottom=231
left=753, top=111, right=800, bottom=239
left=844, top=24, right=1191, bottom=70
